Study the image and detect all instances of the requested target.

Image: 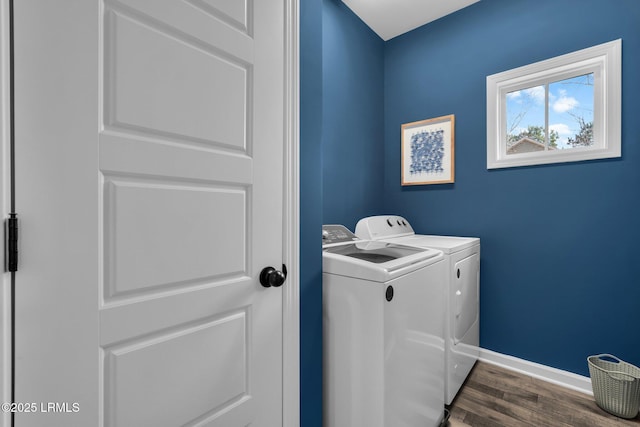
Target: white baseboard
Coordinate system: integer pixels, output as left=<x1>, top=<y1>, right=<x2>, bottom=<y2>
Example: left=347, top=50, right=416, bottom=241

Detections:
left=478, top=348, right=593, bottom=396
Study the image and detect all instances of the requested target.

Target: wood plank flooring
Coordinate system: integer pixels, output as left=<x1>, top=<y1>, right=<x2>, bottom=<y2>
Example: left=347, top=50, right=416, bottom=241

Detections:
left=447, top=361, right=640, bottom=427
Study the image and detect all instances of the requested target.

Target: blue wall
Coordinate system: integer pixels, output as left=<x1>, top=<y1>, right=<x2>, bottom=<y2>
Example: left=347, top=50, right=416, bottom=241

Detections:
left=384, top=0, right=640, bottom=375
left=300, top=0, right=323, bottom=425
left=300, top=1, right=384, bottom=426
left=322, top=0, right=385, bottom=226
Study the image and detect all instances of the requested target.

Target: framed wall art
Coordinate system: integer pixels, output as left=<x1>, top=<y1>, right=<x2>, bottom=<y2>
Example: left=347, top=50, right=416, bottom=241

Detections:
left=401, top=114, right=455, bottom=185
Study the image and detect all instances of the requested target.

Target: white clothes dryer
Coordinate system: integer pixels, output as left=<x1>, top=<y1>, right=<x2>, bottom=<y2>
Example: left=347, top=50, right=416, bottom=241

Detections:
left=355, top=216, right=480, bottom=405
left=322, top=225, right=446, bottom=427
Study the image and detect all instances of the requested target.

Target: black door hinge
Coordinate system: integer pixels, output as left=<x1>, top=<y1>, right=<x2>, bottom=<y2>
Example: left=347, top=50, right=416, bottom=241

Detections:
left=5, top=213, right=18, bottom=272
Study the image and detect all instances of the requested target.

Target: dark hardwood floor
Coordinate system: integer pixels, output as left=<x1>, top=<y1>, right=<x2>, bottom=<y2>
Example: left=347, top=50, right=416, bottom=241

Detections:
left=447, top=361, right=640, bottom=427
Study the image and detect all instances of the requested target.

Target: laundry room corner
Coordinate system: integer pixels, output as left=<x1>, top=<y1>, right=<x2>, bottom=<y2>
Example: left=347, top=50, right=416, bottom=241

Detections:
left=382, top=0, right=640, bottom=377
left=320, top=0, right=385, bottom=227
left=300, top=0, right=387, bottom=425
left=304, top=0, right=640, bottom=425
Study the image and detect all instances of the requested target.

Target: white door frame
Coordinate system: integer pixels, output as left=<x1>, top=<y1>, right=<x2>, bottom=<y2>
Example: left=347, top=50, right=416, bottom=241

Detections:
left=0, top=1, right=300, bottom=425
left=282, top=1, right=301, bottom=426
left=0, top=1, right=13, bottom=426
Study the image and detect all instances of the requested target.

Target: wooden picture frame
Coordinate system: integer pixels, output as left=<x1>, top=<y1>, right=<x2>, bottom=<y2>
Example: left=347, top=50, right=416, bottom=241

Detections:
left=401, top=114, right=455, bottom=185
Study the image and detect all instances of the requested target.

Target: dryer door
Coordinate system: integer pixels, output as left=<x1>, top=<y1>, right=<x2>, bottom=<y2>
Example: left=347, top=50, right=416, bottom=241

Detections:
left=453, top=253, right=480, bottom=344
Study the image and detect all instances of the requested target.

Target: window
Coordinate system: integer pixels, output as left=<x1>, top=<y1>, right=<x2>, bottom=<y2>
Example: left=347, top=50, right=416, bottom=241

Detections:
left=487, top=39, right=621, bottom=169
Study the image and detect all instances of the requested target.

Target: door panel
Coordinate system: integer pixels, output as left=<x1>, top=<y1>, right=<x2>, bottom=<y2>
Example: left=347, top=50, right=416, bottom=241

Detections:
left=105, top=8, right=249, bottom=149
left=14, top=0, right=285, bottom=425
left=186, top=0, right=251, bottom=34
left=103, top=176, right=247, bottom=300
left=104, top=309, right=251, bottom=427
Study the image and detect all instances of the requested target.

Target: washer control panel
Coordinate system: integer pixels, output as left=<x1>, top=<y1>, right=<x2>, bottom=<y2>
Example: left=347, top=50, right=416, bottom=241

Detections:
left=322, top=225, right=359, bottom=245
left=355, top=215, right=415, bottom=240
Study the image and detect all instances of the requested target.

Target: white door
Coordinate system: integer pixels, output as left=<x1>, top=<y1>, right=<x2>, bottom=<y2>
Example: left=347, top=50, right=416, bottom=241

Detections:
left=12, top=0, right=294, bottom=426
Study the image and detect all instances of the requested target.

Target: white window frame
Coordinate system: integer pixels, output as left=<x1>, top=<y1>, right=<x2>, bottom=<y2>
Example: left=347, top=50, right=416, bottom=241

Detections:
left=487, top=39, right=621, bottom=169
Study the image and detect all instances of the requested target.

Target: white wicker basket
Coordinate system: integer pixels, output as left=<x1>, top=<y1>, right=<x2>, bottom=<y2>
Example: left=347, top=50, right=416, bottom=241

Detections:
left=587, top=354, right=640, bottom=419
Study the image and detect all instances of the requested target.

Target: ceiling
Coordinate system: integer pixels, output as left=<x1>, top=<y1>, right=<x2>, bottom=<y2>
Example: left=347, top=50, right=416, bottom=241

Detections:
left=341, top=0, right=481, bottom=41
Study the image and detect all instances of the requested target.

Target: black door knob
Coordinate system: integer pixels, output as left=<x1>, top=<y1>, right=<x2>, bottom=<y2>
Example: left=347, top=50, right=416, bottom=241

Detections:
left=260, top=264, right=287, bottom=288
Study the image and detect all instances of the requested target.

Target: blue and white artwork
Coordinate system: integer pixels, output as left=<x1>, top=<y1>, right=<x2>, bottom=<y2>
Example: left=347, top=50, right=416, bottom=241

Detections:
left=410, top=129, right=445, bottom=175
left=402, top=114, right=454, bottom=185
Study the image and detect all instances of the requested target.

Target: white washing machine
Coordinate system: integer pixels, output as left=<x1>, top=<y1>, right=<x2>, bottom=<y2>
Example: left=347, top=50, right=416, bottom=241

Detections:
left=355, top=216, right=480, bottom=405
left=322, top=225, right=446, bottom=427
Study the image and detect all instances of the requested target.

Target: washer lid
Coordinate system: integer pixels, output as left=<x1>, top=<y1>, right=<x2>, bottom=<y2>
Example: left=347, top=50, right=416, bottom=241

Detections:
left=324, top=241, right=426, bottom=263
left=388, top=235, right=479, bottom=254
left=323, top=241, right=443, bottom=282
